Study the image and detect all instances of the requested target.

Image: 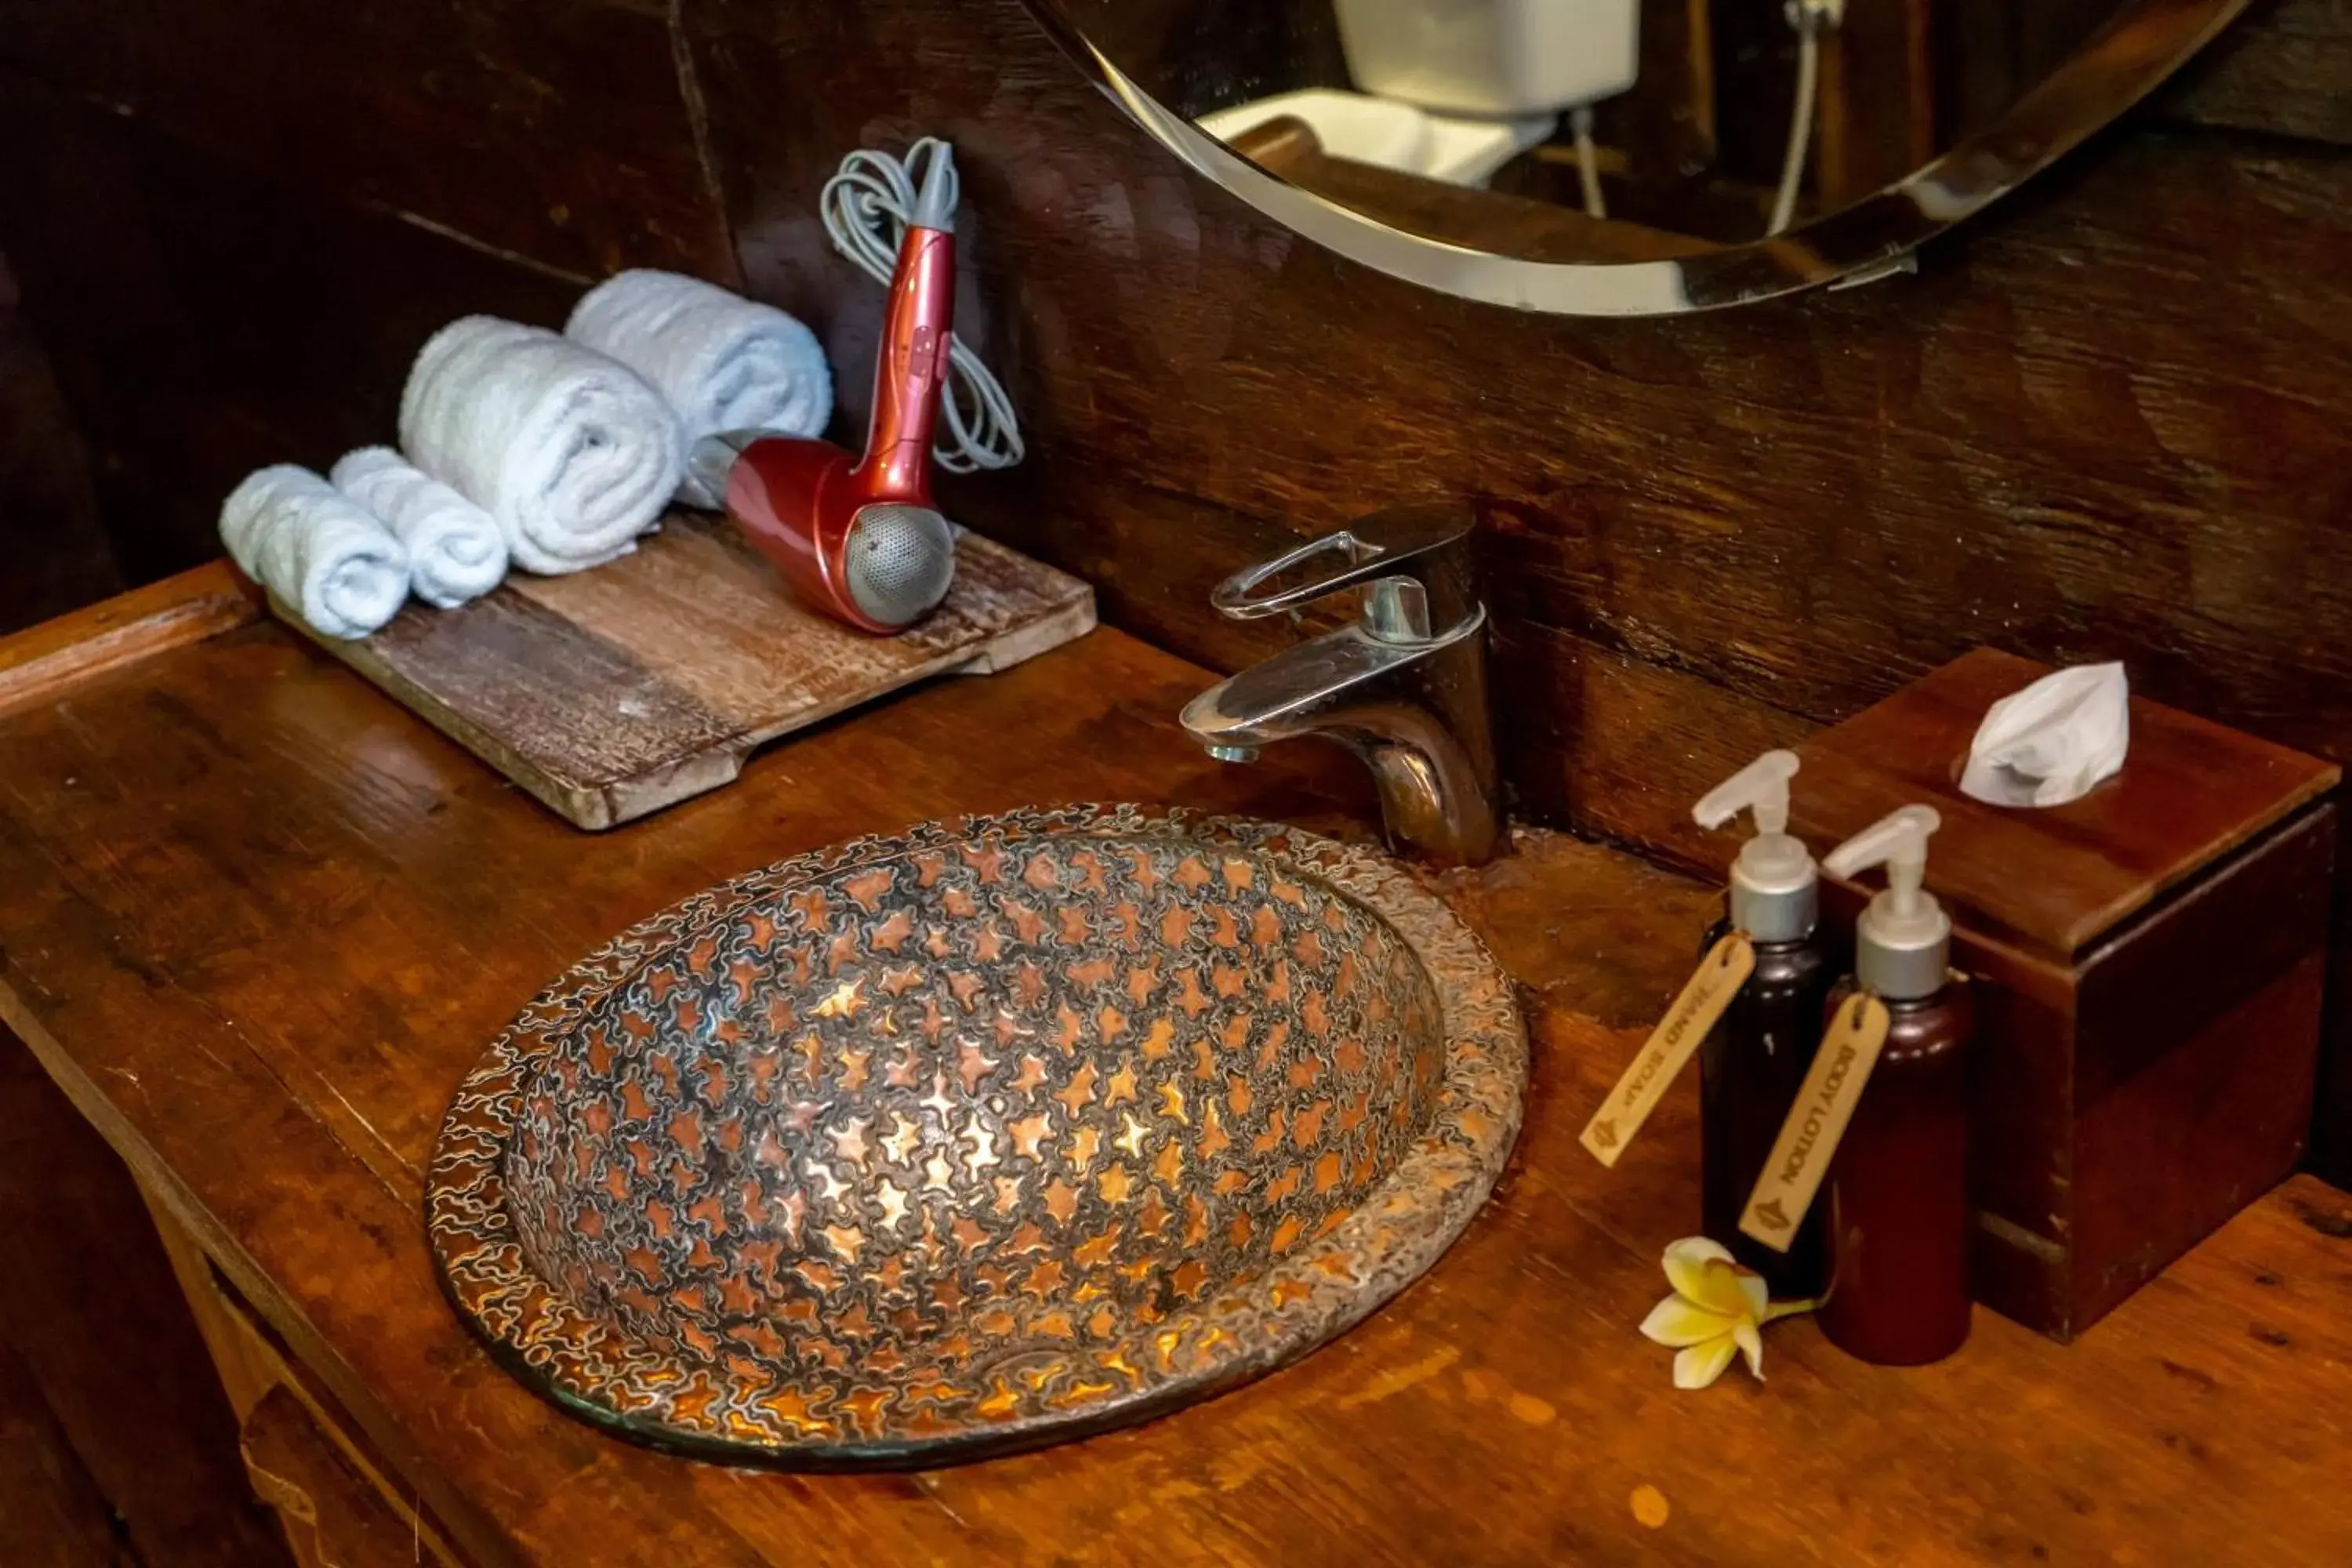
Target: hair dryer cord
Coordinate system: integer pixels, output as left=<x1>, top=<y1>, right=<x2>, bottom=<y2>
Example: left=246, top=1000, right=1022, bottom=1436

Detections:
left=822, top=140, right=1026, bottom=476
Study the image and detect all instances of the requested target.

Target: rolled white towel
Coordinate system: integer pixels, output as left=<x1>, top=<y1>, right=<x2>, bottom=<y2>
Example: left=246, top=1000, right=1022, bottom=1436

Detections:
left=220, top=466, right=410, bottom=640
left=565, top=270, right=833, bottom=508
left=397, top=316, right=684, bottom=575
left=331, top=446, right=508, bottom=609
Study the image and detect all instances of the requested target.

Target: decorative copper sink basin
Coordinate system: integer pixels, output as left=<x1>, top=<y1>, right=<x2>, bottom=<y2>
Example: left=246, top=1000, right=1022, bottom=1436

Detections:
left=429, top=804, right=1525, bottom=1468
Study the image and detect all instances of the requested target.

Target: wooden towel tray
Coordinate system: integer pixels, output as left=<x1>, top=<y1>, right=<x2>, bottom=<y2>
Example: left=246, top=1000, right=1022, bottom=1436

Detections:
left=275, top=514, right=1095, bottom=829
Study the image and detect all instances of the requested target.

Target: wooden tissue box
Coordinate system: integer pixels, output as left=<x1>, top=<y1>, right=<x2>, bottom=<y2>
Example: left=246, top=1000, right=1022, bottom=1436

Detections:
left=1777, top=650, right=2339, bottom=1341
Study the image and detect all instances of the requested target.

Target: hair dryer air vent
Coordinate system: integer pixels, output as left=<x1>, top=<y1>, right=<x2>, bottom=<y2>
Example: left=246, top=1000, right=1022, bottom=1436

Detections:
left=844, top=503, right=956, bottom=626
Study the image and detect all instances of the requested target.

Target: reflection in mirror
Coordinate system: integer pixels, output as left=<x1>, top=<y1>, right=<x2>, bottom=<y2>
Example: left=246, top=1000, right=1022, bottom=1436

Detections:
left=1028, top=0, right=2248, bottom=312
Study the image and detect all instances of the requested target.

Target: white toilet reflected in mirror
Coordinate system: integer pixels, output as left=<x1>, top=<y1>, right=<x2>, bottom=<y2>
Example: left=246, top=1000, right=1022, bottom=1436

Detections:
left=1201, top=0, right=1640, bottom=189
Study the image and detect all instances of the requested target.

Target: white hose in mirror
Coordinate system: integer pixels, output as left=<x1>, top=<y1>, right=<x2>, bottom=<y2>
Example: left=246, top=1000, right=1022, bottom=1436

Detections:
left=821, top=139, right=1026, bottom=476
left=1769, top=0, right=1842, bottom=238
left=1570, top=106, right=1607, bottom=220
left=1769, top=34, right=1820, bottom=236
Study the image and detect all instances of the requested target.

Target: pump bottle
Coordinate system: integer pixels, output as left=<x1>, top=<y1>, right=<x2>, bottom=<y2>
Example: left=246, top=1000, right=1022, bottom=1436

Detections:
left=1691, top=751, right=1838, bottom=1298
left=1817, top=806, right=1976, bottom=1366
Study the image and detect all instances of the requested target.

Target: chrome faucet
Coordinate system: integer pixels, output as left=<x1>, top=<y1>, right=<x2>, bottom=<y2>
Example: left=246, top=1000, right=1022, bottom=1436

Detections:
left=1181, top=503, right=1504, bottom=868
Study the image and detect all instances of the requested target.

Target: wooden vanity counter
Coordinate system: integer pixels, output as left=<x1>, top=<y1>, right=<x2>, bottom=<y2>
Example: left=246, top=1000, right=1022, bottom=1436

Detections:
left=5, top=568, right=2351, bottom=1567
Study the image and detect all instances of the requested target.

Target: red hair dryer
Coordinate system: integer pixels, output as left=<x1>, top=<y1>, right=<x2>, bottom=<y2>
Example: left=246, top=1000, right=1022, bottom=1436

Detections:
left=690, top=146, right=962, bottom=632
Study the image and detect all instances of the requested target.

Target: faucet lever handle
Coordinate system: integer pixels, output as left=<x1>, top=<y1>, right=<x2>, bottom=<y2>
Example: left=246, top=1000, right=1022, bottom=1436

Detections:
left=1210, top=503, right=1479, bottom=637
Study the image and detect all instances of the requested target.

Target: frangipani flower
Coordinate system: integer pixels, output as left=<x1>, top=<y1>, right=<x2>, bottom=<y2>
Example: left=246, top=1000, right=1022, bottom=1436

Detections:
left=1640, top=1237, right=1816, bottom=1389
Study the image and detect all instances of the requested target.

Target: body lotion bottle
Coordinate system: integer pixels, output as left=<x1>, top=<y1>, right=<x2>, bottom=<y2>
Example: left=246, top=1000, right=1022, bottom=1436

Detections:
left=1692, top=751, right=1837, bottom=1298
left=1818, top=806, right=1975, bottom=1366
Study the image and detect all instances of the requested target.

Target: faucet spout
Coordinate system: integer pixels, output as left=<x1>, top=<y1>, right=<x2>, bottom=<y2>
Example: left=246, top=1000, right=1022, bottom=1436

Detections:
left=1181, top=503, right=1504, bottom=866
left=1182, top=614, right=1503, bottom=868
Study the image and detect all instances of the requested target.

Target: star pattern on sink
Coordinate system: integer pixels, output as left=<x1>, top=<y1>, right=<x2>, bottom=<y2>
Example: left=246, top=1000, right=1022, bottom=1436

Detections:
left=430, top=805, right=1523, bottom=1465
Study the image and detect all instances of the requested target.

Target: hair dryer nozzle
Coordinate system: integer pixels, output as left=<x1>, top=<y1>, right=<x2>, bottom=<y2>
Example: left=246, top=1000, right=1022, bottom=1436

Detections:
left=908, top=140, right=960, bottom=234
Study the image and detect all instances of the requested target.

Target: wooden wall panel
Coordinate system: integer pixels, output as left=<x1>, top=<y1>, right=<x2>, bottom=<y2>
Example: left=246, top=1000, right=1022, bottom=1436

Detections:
left=1049, top=1, right=1347, bottom=118
left=0, top=258, right=119, bottom=635
left=0, top=0, right=730, bottom=282
left=0, top=69, right=582, bottom=579
left=2169, top=0, right=2352, bottom=144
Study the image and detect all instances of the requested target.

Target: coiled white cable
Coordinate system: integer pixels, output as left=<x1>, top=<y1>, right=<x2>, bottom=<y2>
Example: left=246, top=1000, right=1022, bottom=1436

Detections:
left=821, top=138, right=1025, bottom=476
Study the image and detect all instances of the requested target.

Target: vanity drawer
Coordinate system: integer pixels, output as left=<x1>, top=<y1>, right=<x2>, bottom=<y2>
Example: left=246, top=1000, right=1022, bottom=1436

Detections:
left=135, top=1180, right=477, bottom=1567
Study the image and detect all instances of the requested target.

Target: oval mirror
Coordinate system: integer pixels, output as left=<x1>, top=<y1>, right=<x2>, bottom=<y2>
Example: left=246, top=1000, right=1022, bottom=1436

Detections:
left=1020, top=0, right=2249, bottom=314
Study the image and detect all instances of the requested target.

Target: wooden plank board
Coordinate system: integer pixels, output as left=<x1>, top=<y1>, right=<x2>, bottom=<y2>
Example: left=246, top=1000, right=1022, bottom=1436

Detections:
left=274, top=516, right=1096, bottom=829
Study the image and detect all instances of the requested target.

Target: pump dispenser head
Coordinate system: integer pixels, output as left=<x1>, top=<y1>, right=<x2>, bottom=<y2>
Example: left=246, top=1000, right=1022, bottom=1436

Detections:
left=1693, top=750, right=1818, bottom=942
left=1824, top=805, right=1951, bottom=999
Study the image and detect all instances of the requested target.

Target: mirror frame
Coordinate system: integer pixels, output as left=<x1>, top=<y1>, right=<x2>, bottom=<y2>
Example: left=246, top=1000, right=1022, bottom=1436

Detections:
left=1020, top=0, right=2250, bottom=316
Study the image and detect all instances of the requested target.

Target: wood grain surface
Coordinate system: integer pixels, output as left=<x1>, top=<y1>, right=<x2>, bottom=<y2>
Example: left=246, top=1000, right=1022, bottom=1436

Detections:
left=238, top=1388, right=441, bottom=1568
left=0, top=1332, right=127, bottom=1568
left=0, top=0, right=734, bottom=286
left=1785, top=648, right=2340, bottom=958
left=0, top=561, right=256, bottom=719
left=2169, top=0, right=2352, bottom=143
left=278, top=516, right=1097, bottom=829
left=0, top=274, right=119, bottom=637
left=5, top=611, right=2352, bottom=1564
left=0, top=1030, right=295, bottom=1568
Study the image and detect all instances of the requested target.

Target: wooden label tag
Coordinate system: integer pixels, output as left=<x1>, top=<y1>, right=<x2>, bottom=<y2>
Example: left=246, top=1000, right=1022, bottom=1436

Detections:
left=1739, top=992, right=1893, bottom=1252
left=1580, top=933, right=1755, bottom=1168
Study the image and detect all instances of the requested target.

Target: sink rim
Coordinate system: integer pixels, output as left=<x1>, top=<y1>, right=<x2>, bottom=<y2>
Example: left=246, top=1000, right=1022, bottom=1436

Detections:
left=427, top=803, right=1526, bottom=1468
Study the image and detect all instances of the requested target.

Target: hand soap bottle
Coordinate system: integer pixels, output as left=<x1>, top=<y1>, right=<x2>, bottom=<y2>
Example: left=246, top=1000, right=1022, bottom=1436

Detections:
left=1818, top=806, right=1976, bottom=1366
left=1692, top=750, right=1836, bottom=1298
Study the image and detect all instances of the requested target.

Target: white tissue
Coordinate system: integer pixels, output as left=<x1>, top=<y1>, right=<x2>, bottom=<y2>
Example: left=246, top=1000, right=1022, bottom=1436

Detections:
left=565, top=270, right=833, bottom=508
left=1961, top=662, right=2131, bottom=808
left=397, top=316, right=684, bottom=575
left=220, top=466, right=411, bottom=640
left=331, top=446, right=508, bottom=609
